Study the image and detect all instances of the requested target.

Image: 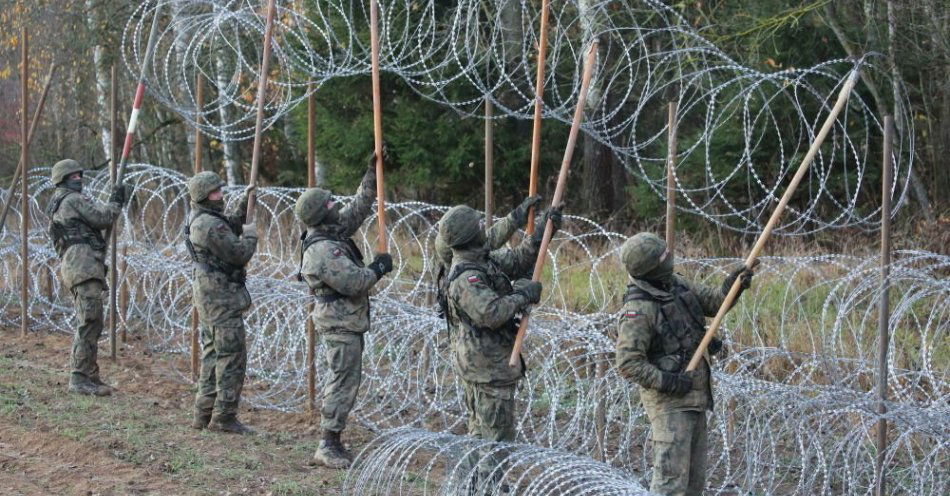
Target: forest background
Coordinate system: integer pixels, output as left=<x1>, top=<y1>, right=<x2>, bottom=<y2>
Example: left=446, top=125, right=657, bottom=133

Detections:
left=0, top=0, right=947, bottom=253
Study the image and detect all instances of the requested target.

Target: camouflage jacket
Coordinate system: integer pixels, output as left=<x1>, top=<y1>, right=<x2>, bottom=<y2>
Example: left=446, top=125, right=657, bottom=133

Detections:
left=445, top=237, right=538, bottom=386
left=188, top=200, right=256, bottom=324
left=47, top=187, right=121, bottom=289
left=300, top=173, right=378, bottom=335
left=615, top=275, right=725, bottom=413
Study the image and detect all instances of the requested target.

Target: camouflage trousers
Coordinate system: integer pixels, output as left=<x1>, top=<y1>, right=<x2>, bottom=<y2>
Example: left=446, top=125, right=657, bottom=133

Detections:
left=646, top=409, right=708, bottom=496
left=320, top=332, right=363, bottom=432
left=194, top=319, right=247, bottom=419
left=460, top=381, right=517, bottom=493
left=69, top=280, right=105, bottom=383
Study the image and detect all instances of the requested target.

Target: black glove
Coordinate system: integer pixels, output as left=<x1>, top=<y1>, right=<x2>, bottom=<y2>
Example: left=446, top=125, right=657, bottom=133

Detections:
left=368, top=253, right=393, bottom=280
left=512, top=279, right=542, bottom=304
left=658, top=372, right=693, bottom=397
left=531, top=205, right=564, bottom=245
left=109, top=184, right=127, bottom=206
left=722, top=265, right=754, bottom=297
left=366, top=143, right=391, bottom=169
left=510, top=195, right=542, bottom=226
left=708, top=337, right=724, bottom=356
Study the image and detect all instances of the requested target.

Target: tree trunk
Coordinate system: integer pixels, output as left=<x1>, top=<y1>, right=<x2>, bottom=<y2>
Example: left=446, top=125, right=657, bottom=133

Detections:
left=85, top=0, right=112, bottom=161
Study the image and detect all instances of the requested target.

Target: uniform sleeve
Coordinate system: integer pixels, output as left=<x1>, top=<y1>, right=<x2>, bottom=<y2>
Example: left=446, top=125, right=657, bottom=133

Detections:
left=681, top=277, right=726, bottom=317
left=226, top=191, right=249, bottom=227
left=311, top=242, right=379, bottom=296
left=490, top=236, right=539, bottom=280
left=452, top=270, right=528, bottom=330
left=202, top=218, right=257, bottom=267
left=70, top=195, right=120, bottom=230
left=615, top=300, right=664, bottom=390
left=338, top=170, right=376, bottom=238
left=485, top=215, right=518, bottom=250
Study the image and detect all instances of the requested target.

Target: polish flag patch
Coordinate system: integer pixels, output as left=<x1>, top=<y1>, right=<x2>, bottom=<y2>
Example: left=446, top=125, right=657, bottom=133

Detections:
left=467, top=275, right=481, bottom=283
left=332, top=248, right=343, bottom=257
left=624, top=312, right=644, bottom=319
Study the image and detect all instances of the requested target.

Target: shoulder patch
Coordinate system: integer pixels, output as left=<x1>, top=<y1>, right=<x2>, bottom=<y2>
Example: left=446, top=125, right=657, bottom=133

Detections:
left=332, top=248, right=343, bottom=257
left=467, top=275, right=481, bottom=283
left=215, top=223, right=230, bottom=232
left=624, top=311, right=644, bottom=319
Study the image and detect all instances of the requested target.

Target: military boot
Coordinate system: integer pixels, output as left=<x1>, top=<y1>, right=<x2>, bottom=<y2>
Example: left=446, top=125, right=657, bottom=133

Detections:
left=313, top=429, right=352, bottom=469
left=90, top=376, right=117, bottom=395
left=207, top=414, right=256, bottom=435
left=68, top=376, right=110, bottom=397
left=191, top=410, right=212, bottom=430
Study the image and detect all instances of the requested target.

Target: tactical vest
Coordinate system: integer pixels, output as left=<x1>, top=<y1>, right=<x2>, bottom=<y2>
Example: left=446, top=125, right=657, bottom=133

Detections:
left=441, top=259, right=517, bottom=336
left=184, top=210, right=247, bottom=284
left=46, top=190, right=106, bottom=258
left=297, top=230, right=364, bottom=303
left=623, top=280, right=707, bottom=373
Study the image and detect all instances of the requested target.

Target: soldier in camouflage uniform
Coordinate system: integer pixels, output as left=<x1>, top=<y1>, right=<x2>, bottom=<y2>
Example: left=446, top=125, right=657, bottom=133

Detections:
left=614, top=232, right=753, bottom=496
left=185, top=171, right=258, bottom=435
left=295, top=153, right=393, bottom=469
left=46, top=159, right=130, bottom=397
left=439, top=204, right=562, bottom=493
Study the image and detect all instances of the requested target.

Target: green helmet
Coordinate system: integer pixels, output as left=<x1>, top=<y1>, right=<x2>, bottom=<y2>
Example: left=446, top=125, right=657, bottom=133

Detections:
left=438, top=205, right=483, bottom=248
left=620, top=232, right=668, bottom=277
left=294, top=188, right=334, bottom=226
left=187, top=171, right=226, bottom=203
left=51, top=159, right=84, bottom=185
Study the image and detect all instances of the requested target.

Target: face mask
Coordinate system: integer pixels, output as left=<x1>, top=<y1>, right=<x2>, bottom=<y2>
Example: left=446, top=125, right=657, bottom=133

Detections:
left=63, top=178, right=83, bottom=193
left=322, top=208, right=340, bottom=226
left=202, top=198, right=225, bottom=212
left=642, top=250, right=674, bottom=287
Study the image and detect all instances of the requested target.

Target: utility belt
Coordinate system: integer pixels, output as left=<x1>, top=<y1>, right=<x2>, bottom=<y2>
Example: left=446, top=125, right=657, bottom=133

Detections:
left=313, top=290, right=346, bottom=304
left=193, top=261, right=247, bottom=284
left=49, top=219, right=106, bottom=258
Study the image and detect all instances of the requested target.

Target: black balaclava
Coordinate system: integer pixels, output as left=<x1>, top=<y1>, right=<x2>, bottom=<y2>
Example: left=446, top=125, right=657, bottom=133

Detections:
left=62, top=174, right=83, bottom=193
left=642, top=250, right=675, bottom=290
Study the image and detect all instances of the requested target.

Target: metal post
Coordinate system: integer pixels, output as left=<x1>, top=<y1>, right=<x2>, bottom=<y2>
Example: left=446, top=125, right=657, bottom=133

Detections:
left=665, top=101, right=678, bottom=250
left=874, top=115, right=894, bottom=496
left=19, top=27, right=29, bottom=338
left=485, top=97, right=494, bottom=227
left=191, top=72, right=204, bottom=381
left=306, top=84, right=317, bottom=417
left=110, top=65, right=118, bottom=360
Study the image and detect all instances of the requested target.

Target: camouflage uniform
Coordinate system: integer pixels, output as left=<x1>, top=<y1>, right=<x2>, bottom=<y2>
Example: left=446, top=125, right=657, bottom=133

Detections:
left=185, top=172, right=257, bottom=432
left=297, top=164, right=392, bottom=468
left=614, top=233, right=750, bottom=496
left=46, top=159, right=125, bottom=396
left=441, top=205, right=551, bottom=491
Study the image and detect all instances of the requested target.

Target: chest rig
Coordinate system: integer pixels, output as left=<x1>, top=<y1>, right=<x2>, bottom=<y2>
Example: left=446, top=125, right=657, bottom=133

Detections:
left=183, top=210, right=246, bottom=284
left=440, top=258, right=517, bottom=336
left=624, top=279, right=707, bottom=373
left=46, top=190, right=106, bottom=258
left=298, top=230, right=365, bottom=302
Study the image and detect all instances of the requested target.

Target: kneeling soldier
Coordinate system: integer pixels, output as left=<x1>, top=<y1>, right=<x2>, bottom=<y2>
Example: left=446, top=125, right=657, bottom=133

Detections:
left=615, top=232, right=753, bottom=496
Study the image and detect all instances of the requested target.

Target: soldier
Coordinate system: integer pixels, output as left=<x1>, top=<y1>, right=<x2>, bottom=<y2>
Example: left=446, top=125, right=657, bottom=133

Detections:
left=46, top=159, right=130, bottom=396
left=615, top=232, right=753, bottom=496
left=295, top=153, right=392, bottom=469
left=439, top=203, right=561, bottom=492
left=185, top=171, right=257, bottom=434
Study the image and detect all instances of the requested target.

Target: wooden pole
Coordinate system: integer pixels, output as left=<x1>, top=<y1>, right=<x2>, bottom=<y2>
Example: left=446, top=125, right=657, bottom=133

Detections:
left=484, top=97, right=494, bottom=227
left=0, top=63, right=56, bottom=234
left=369, top=0, right=388, bottom=252
left=526, top=0, right=551, bottom=236
left=665, top=101, right=678, bottom=250
left=244, top=0, right=278, bottom=221
left=509, top=41, right=598, bottom=367
left=874, top=115, right=894, bottom=496
left=190, top=72, right=205, bottom=381
left=685, top=67, right=862, bottom=372
left=110, top=65, right=118, bottom=360
left=19, top=27, right=29, bottom=338
left=306, top=83, right=317, bottom=417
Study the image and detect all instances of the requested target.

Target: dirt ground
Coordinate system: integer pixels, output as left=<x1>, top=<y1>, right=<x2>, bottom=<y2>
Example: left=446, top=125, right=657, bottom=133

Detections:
left=0, top=327, right=377, bottom=496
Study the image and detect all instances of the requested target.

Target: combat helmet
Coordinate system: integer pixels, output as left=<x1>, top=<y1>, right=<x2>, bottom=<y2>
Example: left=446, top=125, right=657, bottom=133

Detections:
left=294, top=188, right=335, bottom=226
left=438, top=205, right=483, bottom=248
left=51, top=159, right=84, bottom=186
left=620, top=232, right=669, bottom=277
left=188, top=171, right=226, bottom=203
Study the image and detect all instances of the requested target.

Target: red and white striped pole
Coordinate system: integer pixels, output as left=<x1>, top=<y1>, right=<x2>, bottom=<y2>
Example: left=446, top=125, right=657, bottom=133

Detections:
left=116, top=4, right=162, bottom=185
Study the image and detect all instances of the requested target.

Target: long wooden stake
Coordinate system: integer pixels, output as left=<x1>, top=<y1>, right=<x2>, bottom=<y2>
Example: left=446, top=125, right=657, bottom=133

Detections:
left=874, top=115, right=894, bottom=496
left=665, top=101, right=678, bottom=250
left=190, top=72, right=204, bottom=381
left=19, top=27, right=29, bottom=338
left=110, top=65, right=118, bottom=360
left=0, top=62, right=56, bottom=234
left=526, top=0, right=551, bottom=236
left=306, top=83, right=317, bottom=417
left=244, top=0, right=278, bottom=220
left=484, top=96, right=494, bottom=227
left=509, top=41, right=598, bottom=367
left=685, top=67, right=862, bottom=372
left=369, top=0, right=388, bottom=252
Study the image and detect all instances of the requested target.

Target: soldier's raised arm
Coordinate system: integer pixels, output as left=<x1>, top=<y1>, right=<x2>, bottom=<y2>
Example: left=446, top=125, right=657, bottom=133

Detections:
left=337, top=154, right=379, bottom=238
left=200, top=218, right=257, bottom=267
left=493, top=206, right=562, bottom=279
left=226, top=185, right=254, bottom=227
left=69, top=194, right=121, bottom=230
left=309, top=242, right=385, bottom=296
left=486, top=195, right=542, bottom=250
